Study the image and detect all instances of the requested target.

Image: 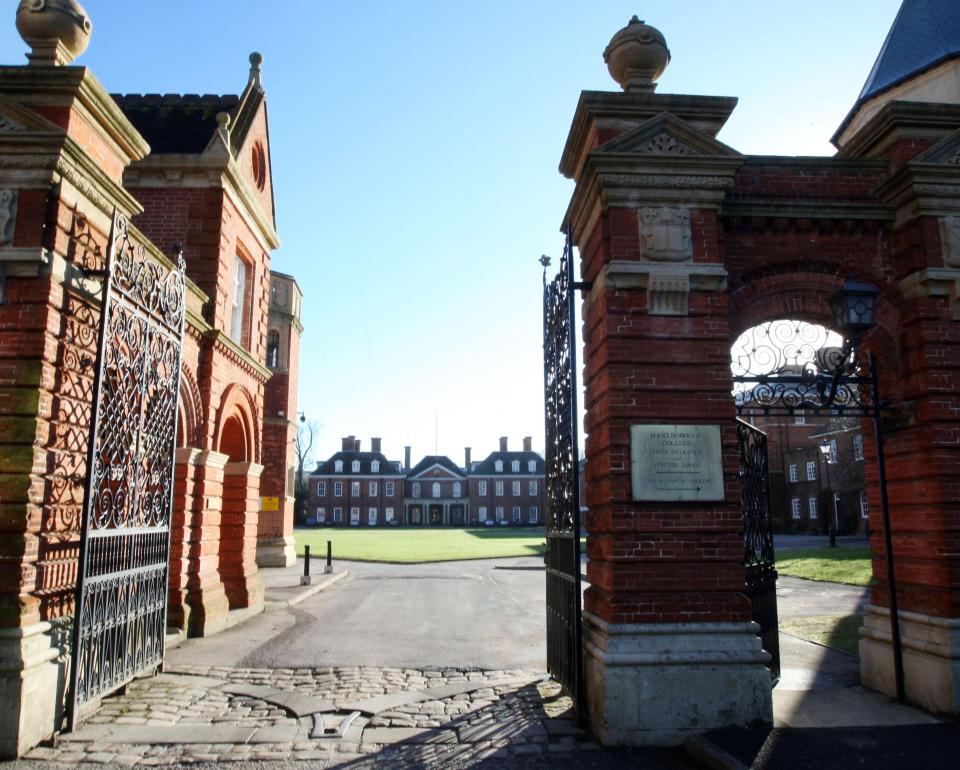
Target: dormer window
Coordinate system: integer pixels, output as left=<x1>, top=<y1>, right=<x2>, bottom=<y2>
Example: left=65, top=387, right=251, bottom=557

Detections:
left=334, top=460, right=343, bottom=473
left=512, top=460, right=520, bottom=473
left=352, top=460, right=361, bottom=473
left=528, top=460, right=536, bottom=472
left=494, top=460, right=503, bottom=472
left=371, top=460, right=380, bottom=473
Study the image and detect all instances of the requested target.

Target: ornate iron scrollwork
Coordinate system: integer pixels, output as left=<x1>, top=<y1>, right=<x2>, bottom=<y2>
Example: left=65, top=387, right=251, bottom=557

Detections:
left=69, top=211, right=185, bottom=728
left=732, top=320, right=873, bottom=415
left=542, top=229, right=584, bottom=717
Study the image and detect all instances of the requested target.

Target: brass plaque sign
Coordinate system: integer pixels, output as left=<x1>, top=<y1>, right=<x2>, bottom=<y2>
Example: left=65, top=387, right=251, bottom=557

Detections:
left=630, top=424, right=724, bottom=501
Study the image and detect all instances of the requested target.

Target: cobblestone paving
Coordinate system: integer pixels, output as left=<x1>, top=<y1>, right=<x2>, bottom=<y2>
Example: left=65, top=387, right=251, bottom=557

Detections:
left=27, top=667, right=597, bottom=766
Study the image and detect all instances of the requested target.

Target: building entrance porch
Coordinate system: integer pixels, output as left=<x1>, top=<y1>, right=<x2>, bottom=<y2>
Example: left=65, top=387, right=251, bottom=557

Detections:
left=405, top=501, right=470, bottom=526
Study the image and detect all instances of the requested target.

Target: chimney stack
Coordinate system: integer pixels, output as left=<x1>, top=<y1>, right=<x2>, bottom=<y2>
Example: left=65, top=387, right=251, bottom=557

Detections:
left=404, top=445, right=411, bottom=471
left=523, top=436, right=532, bottom=452
left=371, top=437, right=382, bottom=453
left=342, top=435, right=355, bottom=451
left=354, top=438, right=361, bottom=451
left=464, top=447, right=472, bottom=469
left=499, top=436, right=508, bottom=452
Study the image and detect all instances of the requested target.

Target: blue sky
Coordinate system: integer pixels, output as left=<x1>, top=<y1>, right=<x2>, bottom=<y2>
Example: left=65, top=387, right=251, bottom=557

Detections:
left=3, top=1, right=902, bottom=466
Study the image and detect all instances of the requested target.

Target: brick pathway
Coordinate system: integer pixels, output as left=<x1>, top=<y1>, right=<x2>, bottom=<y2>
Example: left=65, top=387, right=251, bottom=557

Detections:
left=28, top=666, right=598, bottom=766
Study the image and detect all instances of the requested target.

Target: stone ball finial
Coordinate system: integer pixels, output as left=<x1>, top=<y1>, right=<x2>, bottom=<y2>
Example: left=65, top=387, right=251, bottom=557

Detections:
left=248, top=51, right=263, bottom=88
left=603, top=15, right=670, bottom=92
left=16, top=0, right=92, bottom=66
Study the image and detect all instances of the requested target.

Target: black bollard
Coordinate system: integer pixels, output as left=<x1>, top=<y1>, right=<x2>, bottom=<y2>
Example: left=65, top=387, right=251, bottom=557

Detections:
left=300, top=544, right=312, bottom=585
left=325, top=540, right=333, bottom=574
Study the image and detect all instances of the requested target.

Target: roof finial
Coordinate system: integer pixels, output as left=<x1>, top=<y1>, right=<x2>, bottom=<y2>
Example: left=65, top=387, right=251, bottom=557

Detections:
left=215, top=111, right=231, bottom=151
left=249, top=51, right=263, bottom=89
left=603, top=16, right=671, bottom=92
left=16, top=0, right=92, bottom=66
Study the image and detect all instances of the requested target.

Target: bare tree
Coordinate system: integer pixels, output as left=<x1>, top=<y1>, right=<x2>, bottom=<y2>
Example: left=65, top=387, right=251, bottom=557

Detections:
left=293, top=419, right=320, bottom=523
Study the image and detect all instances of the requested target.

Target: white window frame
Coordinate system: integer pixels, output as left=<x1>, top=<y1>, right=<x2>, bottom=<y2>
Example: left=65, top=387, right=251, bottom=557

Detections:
left=512, top=460, right=520, bottom=473
left=829, top=439, right=838, bottom=463
left=385, top=481, right=394, bottom=496
left=385, top=507, right=395, bottom=522
left=371, top=460, right=380, bottom=473
left=529, top=480, right=537, bottom=495
left=350, top=507, right=360, bottom=524
left=334, top=481, right=343, bottom=497
left=333, top=507, right=343, bottom=522
left=351, top=481, right=360, bottom=496
left=794, top=411, right=806, bottom=425
left=432, top=482, right=441, bottom=498
left=512, top=480, right=521, bottom=496
left=412, top=482, right=420, bottom=498
left=478, top=480, right=487, bottom=496
left=791, top=498, right=801, bottom=519
left=453, top=482, right=461, bottom=498
left=230, top=254, right=247, bottom=345
left=495, top=481, right=503, bottom=497
left=789, top=464, right=798, bottom=483
left=368, top=507, right=377, bottom=525
left=808, top=497, right=818, bottom=519
left=369, top=481, right=377, bottom=496
left=806, top=461, right=816, bottom=481
left=334, top=460, right=343, bottom=473
left=317, top=481, right=326, bottom=496
left=496, top=506, right=505, bottom=521
left=316, top=507, right=325, bottom=523
left=352, top=460, right=361, bottom=473
left=853, top=434, right=864, bottom=461
left=528, top=460, right=536, bottom=472
left=479, top=506, right=487, bottom=522
left=494, top=460, right=503, bottom=472
left=859, top=490, right=869, bottom=518
left=512, top=506, right=521, bottom=522
left=529, top=506, right=538, bottom=523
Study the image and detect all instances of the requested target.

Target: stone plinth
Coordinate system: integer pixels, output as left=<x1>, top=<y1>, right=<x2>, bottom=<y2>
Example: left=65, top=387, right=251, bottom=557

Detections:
left=220, top=462, right=265, bottom=611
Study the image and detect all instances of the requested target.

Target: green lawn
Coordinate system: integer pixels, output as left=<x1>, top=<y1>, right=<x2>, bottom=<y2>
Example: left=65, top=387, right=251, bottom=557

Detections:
left=776, top=547, right=872, bottom=587
left=780, top=614, right=864, bottom=655
left=294, top=527, right=582, bottom=563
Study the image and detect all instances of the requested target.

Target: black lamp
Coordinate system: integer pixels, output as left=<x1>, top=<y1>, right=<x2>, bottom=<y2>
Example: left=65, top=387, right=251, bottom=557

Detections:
left=830, top=278, right=879, bottom=343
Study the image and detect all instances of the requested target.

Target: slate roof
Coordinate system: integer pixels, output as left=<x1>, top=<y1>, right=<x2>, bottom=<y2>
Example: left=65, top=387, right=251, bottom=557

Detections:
left=311, top=451, right=403, bottom=476
left=111, top=94, right=240, bottom=154
left=858, top=0, right=960, bottom=102
left=405, top=456, right=466, bottom=479
left=470, top=451, right=544, bottom=476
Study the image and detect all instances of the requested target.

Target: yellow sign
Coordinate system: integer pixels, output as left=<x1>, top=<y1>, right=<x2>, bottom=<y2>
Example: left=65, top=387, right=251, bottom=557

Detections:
left=260, top=496, right=280, bottom=512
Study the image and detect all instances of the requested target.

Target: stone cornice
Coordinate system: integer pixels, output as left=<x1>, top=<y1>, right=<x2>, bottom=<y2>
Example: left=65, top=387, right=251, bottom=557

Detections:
left=559, top=90, right=738, bottom=181
left=835, top=101, right=960, bottom=160
left=875, top=162, right=960, bottom=224
left=586, top=261, right=728, bottom=317
left=205, top=329, right=271, bottom=382
left=720, top=200, right=893, bottom=221
left=0, top=66, right=150, bottom=163
left=564, top=155, right=742, bottom=245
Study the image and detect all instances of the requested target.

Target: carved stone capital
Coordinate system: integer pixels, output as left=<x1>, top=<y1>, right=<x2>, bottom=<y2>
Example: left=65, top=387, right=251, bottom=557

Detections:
left=593, top=260, right=728, bottom=316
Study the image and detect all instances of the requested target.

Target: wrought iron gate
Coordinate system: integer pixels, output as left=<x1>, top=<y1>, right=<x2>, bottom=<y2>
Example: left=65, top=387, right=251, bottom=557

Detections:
left=69, top=211, right=186, bottom=727
left=541, top=230, right=584, bottom=714
left=736, top=420, right=780, bottom=682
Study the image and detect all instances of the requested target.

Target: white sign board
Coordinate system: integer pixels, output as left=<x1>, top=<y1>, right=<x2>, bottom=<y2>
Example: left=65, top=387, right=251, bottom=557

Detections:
left=630, top=424, right=724, bottom=501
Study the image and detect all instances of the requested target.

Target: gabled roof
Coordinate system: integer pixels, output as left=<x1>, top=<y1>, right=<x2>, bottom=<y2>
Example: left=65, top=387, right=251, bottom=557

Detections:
left=858, top=0, right=960, bottom=103
left=406, top=456, right=465, bottom=479
left=111, top=93, right=239, bottom=154
left=470, top=451, right=544, bottom=476
left=312, top=451, right=402, bottom=476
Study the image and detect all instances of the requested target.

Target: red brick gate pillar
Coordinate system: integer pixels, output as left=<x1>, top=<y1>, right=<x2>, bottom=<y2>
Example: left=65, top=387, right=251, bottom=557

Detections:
left=561, top=18, right=771, bottom=745
left=220, top=462, right=265, bottom=611
left=182, top=450, right=232, bottom=636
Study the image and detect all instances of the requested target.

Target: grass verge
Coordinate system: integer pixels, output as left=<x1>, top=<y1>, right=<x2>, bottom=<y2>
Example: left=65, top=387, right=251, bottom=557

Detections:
left=780, top=614, right=864, bottom=655
left=294, top=526, right=585, bottom=563
left=776, top=546, right=872, bottom=586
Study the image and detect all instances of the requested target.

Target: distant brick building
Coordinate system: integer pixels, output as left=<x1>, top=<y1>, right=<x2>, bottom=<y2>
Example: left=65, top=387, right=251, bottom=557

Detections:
left=309, top=437, right=404, bottom=526
left=306, top=436, right=545, bottom=527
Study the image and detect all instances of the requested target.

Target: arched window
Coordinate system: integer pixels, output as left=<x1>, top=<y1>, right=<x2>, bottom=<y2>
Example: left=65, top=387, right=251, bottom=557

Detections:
left=432, top=482, right=441, bottom=498
left=352, top=460, right=361, bottom=473
left=266, top=329, right=280, bottom=368
left=512, top=460, right=520, bottom=472
left=413, top=483, right=421, bottom=498
left=494, top=460, right=503, bottom=472
left=453, top=482, right=461, bottom=498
